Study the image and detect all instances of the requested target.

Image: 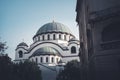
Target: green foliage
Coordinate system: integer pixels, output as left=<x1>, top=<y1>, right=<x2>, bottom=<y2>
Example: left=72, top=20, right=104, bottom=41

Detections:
left=14, top=61, right=42, bottom=80
left=0, top=41, right=8, bottom=54
left=0, top=40, right=42, bottom=80
left=0, top=55, right=13, bottom=80
left=56, top=60, right=81, bottom=80
left=0, top=56, right=42, bottom=80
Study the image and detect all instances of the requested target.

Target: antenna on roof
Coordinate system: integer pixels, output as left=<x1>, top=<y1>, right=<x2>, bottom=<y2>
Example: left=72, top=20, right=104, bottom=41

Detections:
left=52, top=16, right=55, bottom=22
left=22, top=39, right=24, bottom=42
left=53, top=20, right=54, bottom=23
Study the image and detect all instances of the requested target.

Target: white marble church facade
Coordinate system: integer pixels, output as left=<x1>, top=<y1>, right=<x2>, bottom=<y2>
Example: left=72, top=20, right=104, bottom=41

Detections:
left=14, top=21, right=80, bottom=80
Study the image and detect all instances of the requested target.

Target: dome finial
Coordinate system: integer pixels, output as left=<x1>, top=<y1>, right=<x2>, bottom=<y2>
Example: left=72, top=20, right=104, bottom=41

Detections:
left=22, top=39, right=24, bottom=42
left=52, top=20, right=54, bottom=23
left=52, top=16, right=55, bottom=23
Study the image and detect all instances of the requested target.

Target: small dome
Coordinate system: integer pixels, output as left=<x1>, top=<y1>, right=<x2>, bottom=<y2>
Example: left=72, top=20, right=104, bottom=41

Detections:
left=69, top=38, right=79, bottom=42
left=30, top=47, right=60, bottom=57
left=17, top=42, right=28, bottom=47
left=36, top=21, right=72, bottom=35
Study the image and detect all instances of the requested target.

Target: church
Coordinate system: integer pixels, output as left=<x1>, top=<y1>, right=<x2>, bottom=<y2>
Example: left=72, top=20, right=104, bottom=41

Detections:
left=14, top=21, right=80, bottom=80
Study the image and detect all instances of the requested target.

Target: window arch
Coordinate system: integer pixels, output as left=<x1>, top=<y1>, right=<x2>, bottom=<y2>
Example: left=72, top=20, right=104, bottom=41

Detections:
left=40, top=57, right=43, bottom=63
left=51, top=57, right=54, bottom=63
left=18, top=51, right=23, bottom=58
left=46, top=57, right=48, bottom=63
left=42, top=35, right=44, bottom=41
left=64, top=35, right=66, bottom=40
left=59, top=34, right=61, bottom=39
left=53, top=34, right=55, bottom=40
left=36, top=58, right=38, bottom=63
left=48, top=34, right=50, bottom=40
left=38, top=36, right=40, bottom=41
left=71, top=46, right=76, bottom=53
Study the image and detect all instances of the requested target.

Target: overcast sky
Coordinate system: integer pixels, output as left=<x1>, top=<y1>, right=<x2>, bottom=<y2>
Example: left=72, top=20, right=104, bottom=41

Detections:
left=0, top=0, right=79, bottom=60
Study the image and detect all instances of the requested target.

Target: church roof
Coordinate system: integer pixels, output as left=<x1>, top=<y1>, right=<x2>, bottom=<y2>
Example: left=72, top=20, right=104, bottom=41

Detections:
left=30, top=47, right=60, bottom=57
left=69, top=37, right=79, bottom=42
left=17, top=42, right=28, bottom=47
left=36, top=21, right=72, bottom=35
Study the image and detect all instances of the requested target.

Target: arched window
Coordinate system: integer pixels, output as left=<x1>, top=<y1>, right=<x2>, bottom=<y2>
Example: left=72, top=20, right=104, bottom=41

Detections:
left=71, top=46, right=76, bottom=53
left=36, top=58, right=38, bottom=63
left=35, top=37, right=37, bottom=42
left=59, top=34, right=61, bottom=39
left=42, top=35, right=44, bottom=41
left=48, top=34, right=50, bottom=40
left=53, top=34, right=55, bottom=40
left=40, top=57, right=43, bottom=63
left=51, top=57, right=54, bottom=63
left=18, top=51, right=23, bottom=58
left=38, top=36, right=40, bottom=41
left=46, top=57, right=48, bottom=63
left=64, top=35, right=66, bottom=40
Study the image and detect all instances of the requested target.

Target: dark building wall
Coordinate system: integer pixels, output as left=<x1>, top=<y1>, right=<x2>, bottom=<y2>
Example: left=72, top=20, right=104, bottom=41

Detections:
left=91, top=15, right=120, bottom=80
left=88, top=0, right=120, bottom=12
left=95, top=54, right=120, bottom=80
left=76, top=0, right=120, bottom=80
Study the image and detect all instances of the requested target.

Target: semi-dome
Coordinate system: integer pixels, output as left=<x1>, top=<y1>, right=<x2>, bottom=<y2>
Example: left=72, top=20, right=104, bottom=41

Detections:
left=69, top=37, right=79, bottom=42
left=17, top=42, right=28, bottom=47
left=36, top=21, right=72, bottom=35
left=30, top=47, right=60, bottom=57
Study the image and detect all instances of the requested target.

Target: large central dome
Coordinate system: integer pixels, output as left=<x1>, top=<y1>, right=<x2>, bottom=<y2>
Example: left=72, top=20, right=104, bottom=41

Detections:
left=36, top=21, right=72, bottom=35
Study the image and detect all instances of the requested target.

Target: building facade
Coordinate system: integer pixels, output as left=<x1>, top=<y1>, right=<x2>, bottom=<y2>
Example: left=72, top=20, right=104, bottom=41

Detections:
left=76, top=0, right=120, bottom=80
left=14, top=21, right=80, bottom=80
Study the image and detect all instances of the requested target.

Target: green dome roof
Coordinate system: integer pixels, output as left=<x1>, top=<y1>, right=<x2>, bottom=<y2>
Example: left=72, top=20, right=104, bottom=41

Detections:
left=69, top=38, right=79, bottom=42
left=31, top=47, right=60, bottom=57
left=36, top=22, right=72, bottom=35
left=17, top=42, right=28, bottom=47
